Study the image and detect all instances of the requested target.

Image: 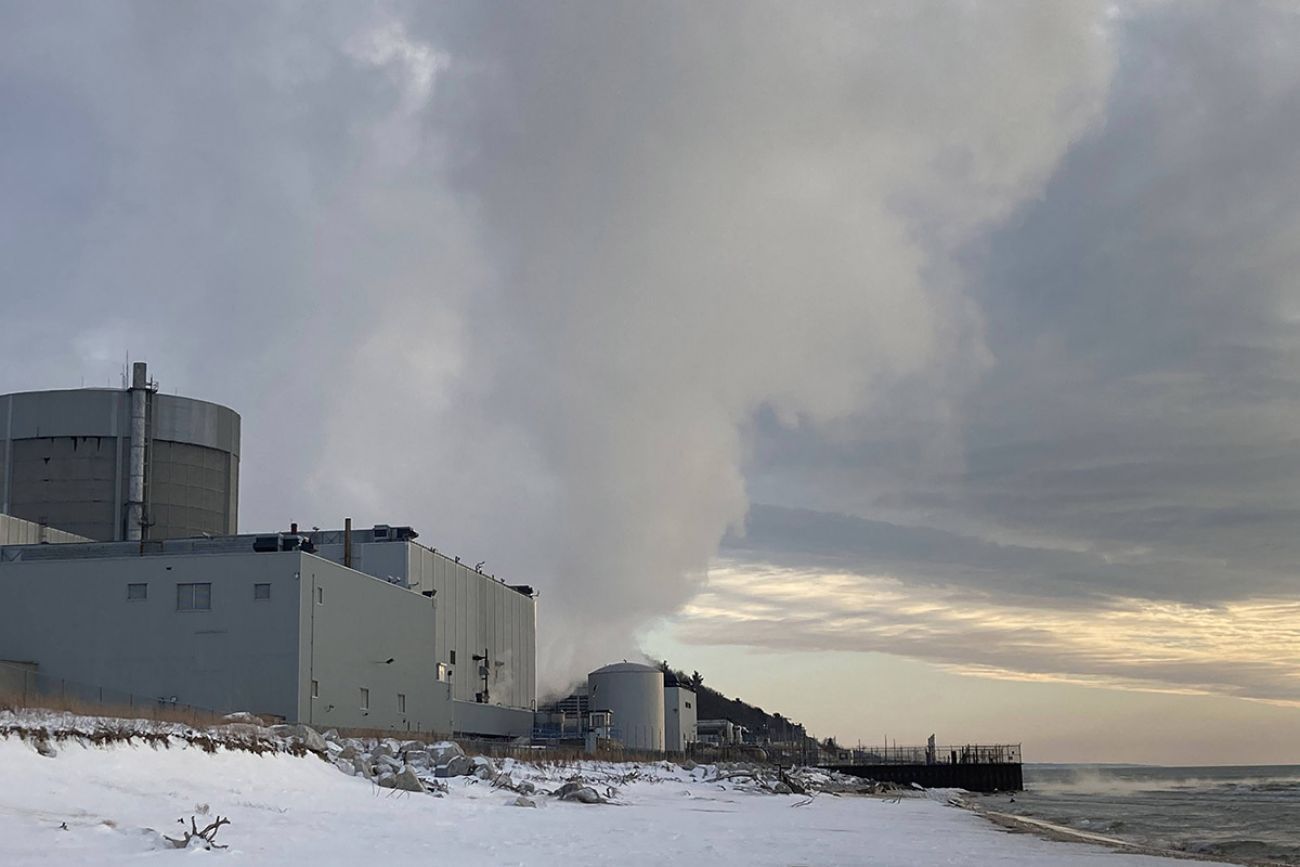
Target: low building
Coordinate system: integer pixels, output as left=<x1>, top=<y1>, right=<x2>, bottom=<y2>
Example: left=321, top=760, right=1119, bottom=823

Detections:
left=663, top=671, right=697, bottom=753
left=0, top=524, right=536, bottom=738
left=697, top=718, right=742, bottom=746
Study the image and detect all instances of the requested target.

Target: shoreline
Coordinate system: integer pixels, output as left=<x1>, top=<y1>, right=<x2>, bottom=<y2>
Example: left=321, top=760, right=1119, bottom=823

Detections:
left=959, top=798, right=1282, bottom=867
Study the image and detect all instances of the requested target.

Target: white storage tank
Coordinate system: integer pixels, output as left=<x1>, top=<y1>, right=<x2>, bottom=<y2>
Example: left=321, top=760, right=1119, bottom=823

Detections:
left=588, top=662, right=665, bottom=752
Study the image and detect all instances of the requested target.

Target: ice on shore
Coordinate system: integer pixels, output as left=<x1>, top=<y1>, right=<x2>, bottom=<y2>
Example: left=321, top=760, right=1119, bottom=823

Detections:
left=0, top=714, right=1232, bottom=866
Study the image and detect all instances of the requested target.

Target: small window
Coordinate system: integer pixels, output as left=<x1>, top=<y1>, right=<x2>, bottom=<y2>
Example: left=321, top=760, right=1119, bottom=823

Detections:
left=686, top=701, right=692, bottom=709
left=127, top=583, right=148, bottom=601
left=360, top=687, right=369, bottom=709
left=176, top=582, right=211, bottom=611
left=316, top=586, right=324, bottom=604
left=397, top=693, right=406, bottom=713
left=436, top=663, right=447, bottom=682
left=254, top=583, right=271, bottom=600
left=311, top=680, right=319, bottom=698
left=449, top=649, right=456, bottom=665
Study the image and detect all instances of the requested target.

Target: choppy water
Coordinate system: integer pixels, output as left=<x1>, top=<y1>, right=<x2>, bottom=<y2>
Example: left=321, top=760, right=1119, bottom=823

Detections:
left=974, top=764, right=1300, bottom=865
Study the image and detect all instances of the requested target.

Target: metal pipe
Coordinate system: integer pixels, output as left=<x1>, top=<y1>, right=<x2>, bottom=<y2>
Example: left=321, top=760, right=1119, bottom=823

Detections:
left=125, top=362, right=148, bottom=541
left=343, top=516, right=352, bottom=568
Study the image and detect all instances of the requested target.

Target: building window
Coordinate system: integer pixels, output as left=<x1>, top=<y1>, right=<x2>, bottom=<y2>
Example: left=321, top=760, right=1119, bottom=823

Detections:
left=126, top=583, right=148, bottom=601
left=397, top=693, right=406, bottom=713
left=436, top=663, right=447, bottom=682
left=360, top=687, right=369, bottom=709
left=685, top=701, right=692, bottom=709
left=311, top=680, right=319, bottom=698
left=449, top=649, right=456, bottom=665
left=176, top=582, right=211, bottom=611
left=254, top=583, right=271, bottom=600
left=316, top=586, right=324, bottom=604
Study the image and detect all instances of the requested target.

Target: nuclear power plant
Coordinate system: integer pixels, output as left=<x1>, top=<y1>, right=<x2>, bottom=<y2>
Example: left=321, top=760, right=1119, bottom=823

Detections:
left=0, top=363, right=720, bottom=750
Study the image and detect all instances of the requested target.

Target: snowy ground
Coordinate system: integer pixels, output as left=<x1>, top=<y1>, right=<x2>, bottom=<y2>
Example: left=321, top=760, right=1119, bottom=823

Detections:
left=0, top=733, right=1234, bottom=866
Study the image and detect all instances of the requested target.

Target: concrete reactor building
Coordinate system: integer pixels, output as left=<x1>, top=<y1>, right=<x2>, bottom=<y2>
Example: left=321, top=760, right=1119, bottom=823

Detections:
left=0, top=362, right=240, bottom=542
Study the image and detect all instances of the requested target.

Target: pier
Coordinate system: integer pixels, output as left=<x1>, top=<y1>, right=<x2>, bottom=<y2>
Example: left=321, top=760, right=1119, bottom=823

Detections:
left=821, top=743, right=1023, bottom=793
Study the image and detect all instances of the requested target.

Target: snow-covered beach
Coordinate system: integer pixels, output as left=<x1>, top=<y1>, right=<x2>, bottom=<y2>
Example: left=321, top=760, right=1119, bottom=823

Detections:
left=0, top=713, right=1233, bottom=866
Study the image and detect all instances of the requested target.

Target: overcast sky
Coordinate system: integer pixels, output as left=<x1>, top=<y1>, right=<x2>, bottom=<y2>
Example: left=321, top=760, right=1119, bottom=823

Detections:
left=4, top=1, right=1300, bottom=762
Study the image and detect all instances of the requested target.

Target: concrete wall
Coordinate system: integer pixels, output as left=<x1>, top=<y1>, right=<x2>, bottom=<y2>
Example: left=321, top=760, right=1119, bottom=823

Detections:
left=0, top=550, right=302, bottom=720
left=0, top=389, right=240, bottom=541
left=296, top=555, right=453, bottom=734
left=0, top=513, right=89, bottom=545
left=664, top=685, right=697, bottom=753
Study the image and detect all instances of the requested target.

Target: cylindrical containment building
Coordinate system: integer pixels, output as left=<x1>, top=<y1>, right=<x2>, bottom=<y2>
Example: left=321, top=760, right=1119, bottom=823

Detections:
left=588, top=662, right=665, bottom=752
left=0, top=363, right=240, bottom=541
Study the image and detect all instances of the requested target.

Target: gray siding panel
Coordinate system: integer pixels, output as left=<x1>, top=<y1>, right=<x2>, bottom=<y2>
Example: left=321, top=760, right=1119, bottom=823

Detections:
left=298, top=555, right=453, bottom=734
left=0, top=551, right=301, bottom=720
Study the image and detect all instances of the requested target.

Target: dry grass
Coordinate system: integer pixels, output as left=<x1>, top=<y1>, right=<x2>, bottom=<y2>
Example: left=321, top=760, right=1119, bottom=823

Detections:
left=0, top=686, right=224, bottom=730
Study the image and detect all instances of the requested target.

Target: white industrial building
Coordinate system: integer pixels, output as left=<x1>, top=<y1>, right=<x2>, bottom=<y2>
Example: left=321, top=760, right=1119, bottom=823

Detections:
left=663, top=671, right=698, bottom=753
left=0, top=524, right=537, bottom=738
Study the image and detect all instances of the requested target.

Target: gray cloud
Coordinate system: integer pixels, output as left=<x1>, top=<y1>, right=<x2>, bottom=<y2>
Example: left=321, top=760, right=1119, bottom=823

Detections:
left=709, top=1, right=1300, bottom=699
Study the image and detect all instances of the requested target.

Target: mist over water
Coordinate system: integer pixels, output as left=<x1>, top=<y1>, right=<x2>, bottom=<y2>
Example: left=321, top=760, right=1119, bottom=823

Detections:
left=979, top=765, right=1300, bottom=865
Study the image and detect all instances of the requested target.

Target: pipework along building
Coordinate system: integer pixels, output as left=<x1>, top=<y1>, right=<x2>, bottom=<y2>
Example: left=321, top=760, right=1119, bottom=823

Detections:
left=0, top=527, right=537, bottom=739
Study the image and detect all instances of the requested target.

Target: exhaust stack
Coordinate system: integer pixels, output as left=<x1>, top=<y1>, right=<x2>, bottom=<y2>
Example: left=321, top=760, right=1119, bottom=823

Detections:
left=125, top=362, right=149, bottom=541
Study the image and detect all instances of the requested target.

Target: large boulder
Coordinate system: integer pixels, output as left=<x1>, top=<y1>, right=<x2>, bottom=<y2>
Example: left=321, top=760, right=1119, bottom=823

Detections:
left=554, top=781, right=604, bottom=804
left=334, top=759, right=356, bottom=776
left=404, top=749, right=432, bottom=767
left=219, top=723, right=275, bottom=741
left=376, top=771, right=397, bottom=789
left=221, top=711, right=265, bottom=726
left=271, top=724, right=327, bottom=754
left=509, top=796, right=537, bottom=808
left=428, top=741, right=465, bottom=763
left=434, top=755, right=475, bottom=778
left=393, top=766, right=427, bottom=793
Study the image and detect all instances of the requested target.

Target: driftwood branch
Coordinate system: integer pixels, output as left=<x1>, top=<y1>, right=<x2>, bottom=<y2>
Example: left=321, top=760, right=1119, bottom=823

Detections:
left=164, top=814, right=231, bottom=849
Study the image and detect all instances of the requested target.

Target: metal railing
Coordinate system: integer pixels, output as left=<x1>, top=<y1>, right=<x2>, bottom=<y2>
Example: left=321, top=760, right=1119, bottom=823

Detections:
left=822, top=743, right=1022, bottom=766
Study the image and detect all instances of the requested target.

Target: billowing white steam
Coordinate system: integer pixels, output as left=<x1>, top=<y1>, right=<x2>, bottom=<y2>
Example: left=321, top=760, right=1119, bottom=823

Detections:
left=315, top=3, right=1115, bottom=692
left=0, top=3, right=1114, bottom=694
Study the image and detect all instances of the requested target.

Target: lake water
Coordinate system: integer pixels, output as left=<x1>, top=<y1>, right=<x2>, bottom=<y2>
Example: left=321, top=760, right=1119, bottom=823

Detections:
left=973, top=764, right=1300, bottom=864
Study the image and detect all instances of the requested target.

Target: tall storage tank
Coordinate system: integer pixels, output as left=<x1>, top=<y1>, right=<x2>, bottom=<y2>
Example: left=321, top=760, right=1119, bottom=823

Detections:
left=0, top=363, right=239, bottom=541
left=588, top=662, right=665, bottom=752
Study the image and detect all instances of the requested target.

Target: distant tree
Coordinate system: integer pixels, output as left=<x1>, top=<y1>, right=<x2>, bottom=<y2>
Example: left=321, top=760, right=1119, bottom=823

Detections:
left=658, top=659, right=670, bottom=673
left=690, top=670, right=704, bottom=689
